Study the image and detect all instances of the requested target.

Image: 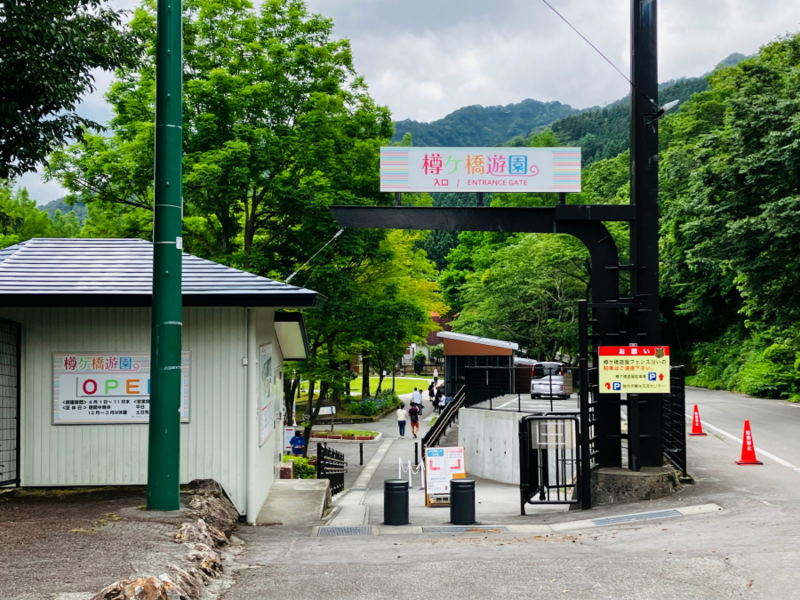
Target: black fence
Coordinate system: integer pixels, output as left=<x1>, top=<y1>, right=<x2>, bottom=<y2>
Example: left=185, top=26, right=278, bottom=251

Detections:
left=662, top=366, right=687, bottom=476
left=316, top=443, right=347, bottom=496
left=519, top=414, right=581, bottom=513
left=421, top=386, right=465, bottom=457
left=464, top=366, right=532, bottom=410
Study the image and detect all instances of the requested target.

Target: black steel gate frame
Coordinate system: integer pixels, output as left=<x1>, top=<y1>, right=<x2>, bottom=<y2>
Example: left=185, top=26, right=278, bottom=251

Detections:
left=0, top=317, right=21, bottom=487
left=316, top=442, right=347, bottom=496
left=519, top=414, right=581, bottom=514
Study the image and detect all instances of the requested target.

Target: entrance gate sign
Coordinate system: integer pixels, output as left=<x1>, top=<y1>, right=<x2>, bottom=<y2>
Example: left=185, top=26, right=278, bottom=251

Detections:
left=598, top=346, right=670, bottom=394
left=53, top=352, right=191, bottom=424
left=380, top=147, right=581, bottom=193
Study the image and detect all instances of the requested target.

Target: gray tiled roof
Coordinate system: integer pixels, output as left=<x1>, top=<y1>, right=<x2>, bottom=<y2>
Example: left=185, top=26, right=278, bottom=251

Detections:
left=0, top=238, right=320, bottom=308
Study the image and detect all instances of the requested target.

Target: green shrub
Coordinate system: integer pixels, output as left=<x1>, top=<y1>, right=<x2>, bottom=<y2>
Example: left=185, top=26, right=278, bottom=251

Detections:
left=763, top=343, right=795, bottom=365
left=348, top=390, right=400, bottom=416
left=283, top=455, right=316, bottom=479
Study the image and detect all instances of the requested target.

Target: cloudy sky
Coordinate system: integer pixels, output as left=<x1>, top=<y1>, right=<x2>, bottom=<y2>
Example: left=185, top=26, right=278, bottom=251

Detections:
left=22, top=0, right=800, bottom=203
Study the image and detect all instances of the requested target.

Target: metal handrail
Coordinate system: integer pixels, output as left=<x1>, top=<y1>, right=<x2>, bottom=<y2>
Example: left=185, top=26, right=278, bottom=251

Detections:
left=421, top=385, right=465, bottom=457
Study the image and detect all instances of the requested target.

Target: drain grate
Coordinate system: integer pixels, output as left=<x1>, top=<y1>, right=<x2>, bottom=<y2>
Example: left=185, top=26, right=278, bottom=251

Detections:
left=318, top=526, right=373, bottom=537
left=422, top=526, right=509, bottom=533
left=591, top=509, right=681, bottom=527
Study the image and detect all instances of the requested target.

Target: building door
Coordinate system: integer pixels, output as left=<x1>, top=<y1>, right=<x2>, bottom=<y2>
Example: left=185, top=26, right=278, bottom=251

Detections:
left=0, top=319, right=20, bottom=487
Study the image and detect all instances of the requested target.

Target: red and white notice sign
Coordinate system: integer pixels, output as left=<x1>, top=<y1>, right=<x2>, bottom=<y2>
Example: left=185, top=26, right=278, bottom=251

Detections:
left=598, top=346, right=671, bottom=394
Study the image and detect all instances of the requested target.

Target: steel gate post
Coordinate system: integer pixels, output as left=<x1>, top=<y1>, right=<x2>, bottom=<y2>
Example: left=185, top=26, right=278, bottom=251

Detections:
left=578, top=300, right=592, bottom=509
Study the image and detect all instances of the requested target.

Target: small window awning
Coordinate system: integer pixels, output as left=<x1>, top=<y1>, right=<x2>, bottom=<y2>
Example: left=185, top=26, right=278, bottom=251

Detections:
left=275, top=313, right=310, bottom=361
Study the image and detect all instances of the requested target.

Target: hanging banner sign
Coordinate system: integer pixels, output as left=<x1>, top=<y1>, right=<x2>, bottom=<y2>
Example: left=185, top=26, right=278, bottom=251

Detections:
left=598, top=346, right=671, bottom=393
left=424, top=446, right=467, bottom=507
left=380, top=147, right=581, bottom=193
left=53, top=352, right=191, bottom=425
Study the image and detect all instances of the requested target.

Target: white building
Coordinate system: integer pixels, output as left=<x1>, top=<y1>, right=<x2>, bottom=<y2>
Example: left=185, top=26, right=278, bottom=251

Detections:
left=0, top=238, right=319, bottom=523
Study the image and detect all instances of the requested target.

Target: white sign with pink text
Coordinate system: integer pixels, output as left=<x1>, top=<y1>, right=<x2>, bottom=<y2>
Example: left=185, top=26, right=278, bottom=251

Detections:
left=380, top=147, right=581, bottom=193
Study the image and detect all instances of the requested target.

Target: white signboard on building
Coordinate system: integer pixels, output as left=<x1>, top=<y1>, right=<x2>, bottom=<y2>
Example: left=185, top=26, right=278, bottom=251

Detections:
left=259, top=344, right=275, bottom=446
left=53, top=352, right=191, bottom=425
left=380, top=147, right=581, bottom=193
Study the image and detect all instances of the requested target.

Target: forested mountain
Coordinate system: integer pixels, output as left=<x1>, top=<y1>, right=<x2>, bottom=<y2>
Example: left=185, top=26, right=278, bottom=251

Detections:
left=392, top=99, right=577, bottom=147
left=399, top=52, right=751, bottom=161
left=549, top=76, right=710, bottom=164
left=40, top=197, right=88, bottom=223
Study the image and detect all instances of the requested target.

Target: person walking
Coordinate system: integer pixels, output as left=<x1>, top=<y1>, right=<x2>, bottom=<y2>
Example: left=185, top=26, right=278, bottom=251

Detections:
left=396, top=403, right=408, bottom=438
left=433, top=368, right=439, bottom=384
left=434, top=387, right=443, bottom=414
left=428, top=380, right=435, bottom=404
left=411, top=387, right=422, bottom=409
left=409, top=404, right=421, bottom=438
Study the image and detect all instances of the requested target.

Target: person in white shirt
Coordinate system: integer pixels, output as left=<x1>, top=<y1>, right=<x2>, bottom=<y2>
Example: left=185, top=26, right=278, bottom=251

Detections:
left=433, top=368, right=439, bottom=384
left=396, top=403, right=408, bottom=438
left=411, top=387, right=422, bottom=408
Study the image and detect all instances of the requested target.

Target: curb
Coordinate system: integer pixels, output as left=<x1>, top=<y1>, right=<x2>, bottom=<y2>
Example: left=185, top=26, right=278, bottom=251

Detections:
left=313, top=503, right=724, bottom=537
left=311, top=433, right=384, bottom=445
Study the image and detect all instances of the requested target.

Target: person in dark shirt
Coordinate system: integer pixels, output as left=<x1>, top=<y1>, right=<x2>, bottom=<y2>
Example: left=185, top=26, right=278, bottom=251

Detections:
left=289, top=430, right=305, bottom=456
left=409, top=404, right=421, bottom=438
left=434, top=388, right=444, bottom=414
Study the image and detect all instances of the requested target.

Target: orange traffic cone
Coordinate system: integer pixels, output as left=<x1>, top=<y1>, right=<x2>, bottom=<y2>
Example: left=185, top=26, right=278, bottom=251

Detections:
left=689, top=405, right=706, bottom=436
left=736, top=420, right=763, bottom=465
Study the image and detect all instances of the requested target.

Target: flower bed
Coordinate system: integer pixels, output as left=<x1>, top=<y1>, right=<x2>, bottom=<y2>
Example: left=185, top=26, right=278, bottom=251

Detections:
left=311, top=429, right=378, bottom=440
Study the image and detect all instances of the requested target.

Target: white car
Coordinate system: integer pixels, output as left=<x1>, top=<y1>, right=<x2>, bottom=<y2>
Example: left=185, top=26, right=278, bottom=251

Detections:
left=531, top=362, right=573, bottom=399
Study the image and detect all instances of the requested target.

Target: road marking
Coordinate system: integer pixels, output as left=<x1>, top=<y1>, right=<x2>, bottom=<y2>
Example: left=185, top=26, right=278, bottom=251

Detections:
left=686, top=414, right=800, bottom=474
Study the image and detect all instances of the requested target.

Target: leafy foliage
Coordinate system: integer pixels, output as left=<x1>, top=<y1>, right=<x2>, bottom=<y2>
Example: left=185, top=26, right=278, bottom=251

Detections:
left=0, top=182, right=81, bottom=248
left=0, top=0, right=138, bottom=178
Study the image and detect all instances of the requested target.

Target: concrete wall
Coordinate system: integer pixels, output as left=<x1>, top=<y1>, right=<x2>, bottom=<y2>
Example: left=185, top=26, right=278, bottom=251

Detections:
left=0, top=306, right=282, bottom=516
left=458, top=408, right=521, bottom=485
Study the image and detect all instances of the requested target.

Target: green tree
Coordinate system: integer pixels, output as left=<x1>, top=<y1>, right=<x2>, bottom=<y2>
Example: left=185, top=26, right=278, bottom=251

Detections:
left=452, top=234, right=589, bottom=360
left=0, top=0, right=138, bottom=179
left=0, top=182, right=79, bottom=248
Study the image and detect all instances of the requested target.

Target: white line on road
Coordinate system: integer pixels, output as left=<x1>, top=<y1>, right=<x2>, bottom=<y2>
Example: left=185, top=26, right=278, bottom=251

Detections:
left=685, top=414, right=800, bottom=474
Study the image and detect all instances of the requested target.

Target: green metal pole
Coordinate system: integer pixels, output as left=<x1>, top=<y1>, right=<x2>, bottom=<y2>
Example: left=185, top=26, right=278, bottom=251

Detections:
left=147, top=0, right=183, bottom=511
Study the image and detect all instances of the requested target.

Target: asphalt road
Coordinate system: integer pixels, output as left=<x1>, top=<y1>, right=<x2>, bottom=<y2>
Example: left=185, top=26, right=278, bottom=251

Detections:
left=220, top=386, right=800, bottom=600
left=688, top=386, right=800, bottom=469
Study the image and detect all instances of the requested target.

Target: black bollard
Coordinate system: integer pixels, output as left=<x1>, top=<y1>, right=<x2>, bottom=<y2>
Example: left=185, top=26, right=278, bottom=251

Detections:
left=384, top=479, right=409, bottom=526
left=414, top=442, right=419, bottom=466
left=450, top=479, right=476, bottom=525
left=359, top=442, right=364, bottom=466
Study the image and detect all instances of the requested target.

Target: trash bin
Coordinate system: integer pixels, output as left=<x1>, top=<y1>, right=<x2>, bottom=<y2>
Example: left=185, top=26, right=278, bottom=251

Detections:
left=384, top=479, right=409, bottom=526
left=450, top=479, right=475, bottom=525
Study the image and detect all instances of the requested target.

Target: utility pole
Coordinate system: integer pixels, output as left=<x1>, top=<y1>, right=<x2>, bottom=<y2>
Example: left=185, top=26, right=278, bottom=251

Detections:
left=630, top=0, right=662, bottom=468
left=147, top=0, right=183, bottom=511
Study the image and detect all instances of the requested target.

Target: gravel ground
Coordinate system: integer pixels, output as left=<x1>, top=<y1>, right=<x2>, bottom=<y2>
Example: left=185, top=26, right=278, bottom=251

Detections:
left=0, top=487, right=196, bottom=600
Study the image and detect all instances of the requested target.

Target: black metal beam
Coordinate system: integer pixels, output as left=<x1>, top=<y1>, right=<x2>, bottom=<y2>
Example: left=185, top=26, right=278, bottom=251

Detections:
left=630, top=0, right=663, bottom=469
left=331, top=205, right=635, bottom=231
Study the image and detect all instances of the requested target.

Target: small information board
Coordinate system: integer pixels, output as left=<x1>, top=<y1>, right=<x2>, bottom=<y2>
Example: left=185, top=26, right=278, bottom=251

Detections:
left=424, top=446, right=466, bottom=507
left=598, top=346, right=670, bottom=393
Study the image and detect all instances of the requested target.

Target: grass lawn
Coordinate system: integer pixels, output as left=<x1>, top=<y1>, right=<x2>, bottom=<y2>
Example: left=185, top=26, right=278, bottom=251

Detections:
left=356, top=377, right=430, bottom=397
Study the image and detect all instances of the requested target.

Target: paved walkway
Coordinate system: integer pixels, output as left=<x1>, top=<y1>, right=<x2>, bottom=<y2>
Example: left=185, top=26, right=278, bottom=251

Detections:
left=322, top=392, right=569, bottom=527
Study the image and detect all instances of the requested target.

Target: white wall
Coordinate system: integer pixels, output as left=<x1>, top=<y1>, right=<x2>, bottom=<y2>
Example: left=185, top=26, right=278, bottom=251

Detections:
left=458, top=408, right=521, bottom=485
left=245, top=308, right=284, bottom=523
left=0, top=307, right=260, bottom=514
